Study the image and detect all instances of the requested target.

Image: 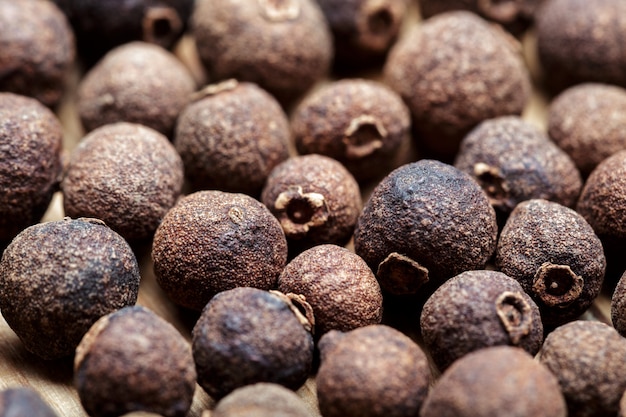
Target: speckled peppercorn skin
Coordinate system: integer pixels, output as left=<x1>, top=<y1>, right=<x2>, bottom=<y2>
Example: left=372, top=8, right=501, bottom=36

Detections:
left=74, top=306, right=196, bottom=417
left=384, top=11, right=531, bottom=158
left=192, top=0, right=333, bottom=104
left=611, top=271, right=626, bottom=337
left=421, top=270, right=543, bottom=372
left=210, top=383, right=313, bottom=417
left=0, top=93, right=63, bottom=242
left=539, top=321, right=626, bottom=417
left=316, top=325, right=430, bottom=417
left=152, top=190, right=288, bottom=311
left=0, top=0, right=75, bottom=107
left=62, top=122, right=184, bottom=242
left=0, top=218, right=140, bottom=360
left=548, top=83, right=626, bottom=176
left=421, top=346, right=567, bottom=417
left=292, top=79, right=411, bottom=182
left=192, top=288, right=314, bottom=400
left=0, top=388, right=59, bottom=417
left=77, top=41, right=195, bottom=137
left=175, top=81, right=290, bottom=196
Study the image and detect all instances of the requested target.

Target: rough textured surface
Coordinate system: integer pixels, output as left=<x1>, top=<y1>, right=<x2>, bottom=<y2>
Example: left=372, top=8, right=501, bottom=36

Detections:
left=74, top=306, right=196, bottom=417
left=210, top=383, right=312, bottom=417
left=539, top=321, right=626, bottom=417
left=62, top=122, right=184, bottom=242
left=192, top=0, right=333, bottom=104
left=316, top=325, right=430, bottom=417
left=77, top=41, right=195, bottom=136
left=277, top=244, right=383, bottom=336
left=611, top=270, right=626, bottom=337
left=292, top=78, right=411, bottom=182
left=152, top=190, right=288, bottom=311
left=0, top=388, right=59, bottom=417
left=175, top=80, right=290, bottom=196
left=0, top=218, right=140, bottom=359
left=0, top=0, right=75, bottom=107
left=0, top=93, right=63, bottom=242
left=422, top=346, right=566, bottom=417
left=421, top=270, right=543, bottom=371
left=353, top=160, right=498, bottom=296
left=548, top=83, right=626, bottom=176
left=192, top=288, right=314, bottom=400
left=384, top=11, right=530, bottom=158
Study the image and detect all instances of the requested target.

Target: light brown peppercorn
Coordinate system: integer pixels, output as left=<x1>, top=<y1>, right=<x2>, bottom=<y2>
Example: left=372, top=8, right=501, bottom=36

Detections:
left=0, top=388, right=59, bottom=417
left=174, top=80, right=290, bottom=196
left=619, top=390, right=626, bottom=417
left=612, top=271, right=626, bottom=337
left=152, top=190, right=288, bottom=311
left=209, top=383, right=313, bottom=417
left=62, top=122, right=184, bottom=242
left=74, top=306, right=196, bottom=417
left=0, top=217, right=140, bottom=359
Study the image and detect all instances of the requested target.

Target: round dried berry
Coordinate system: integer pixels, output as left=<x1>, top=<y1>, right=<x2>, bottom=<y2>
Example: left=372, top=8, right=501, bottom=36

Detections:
left=611, top=270, right=626, bottom=337
left=210, top=383, right=312, bottom=417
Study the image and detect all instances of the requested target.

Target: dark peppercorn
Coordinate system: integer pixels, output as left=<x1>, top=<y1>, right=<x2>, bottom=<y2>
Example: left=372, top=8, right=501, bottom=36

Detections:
left=0, top=217, right=140, bottom=359
left=62, top=122, right=184, bottom=242
left=421, top=346, right=567, bottom=417
left=611, top=270, right=626, bottom=337
left=384, top=11, right=531, bottom=158
left=174, top=80, right=290, bottom=196
left=152, top=190, right=288, bottom=311
left=209, top=383, right=313, bottom=417
left=316, top=325, right=431, bottom=417
left=538, top=320, right=626, bottom=417
left=421, top=270, right=544, bottom=372
left=0, top=93, right=63, bottom=243
left=0, top=388, right=59, bottom=417
left=192, top=287, right=315, bottom=400
left=74, top=306, right=196, bottom=417
left=291, top=78, right=411, bottom=183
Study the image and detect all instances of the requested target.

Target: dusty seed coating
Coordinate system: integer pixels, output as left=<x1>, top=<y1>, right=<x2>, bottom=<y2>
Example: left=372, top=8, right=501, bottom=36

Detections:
left=0, top=387, right=59, bottom=417
left=612, top=271, right=626, bottom=337
left=209, top=383, right=312, bottom=417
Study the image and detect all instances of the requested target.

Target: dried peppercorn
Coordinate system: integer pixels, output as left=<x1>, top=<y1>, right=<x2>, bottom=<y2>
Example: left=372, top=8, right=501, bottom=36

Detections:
left=421, top=270, right=544, bottom=372
left=208, top=383, right=313, bottom=417
left=291, top=79, right=411, bottom=183
left=0, top=217, right=140, bottom=359
left=192, top=288, right=315, bottom=400
left=174, top=80, right=290, bottom=197
left=74, top=306, right=196, bottom=417
left=611, top=270, right=626, bottom=337
left=421, top=346, right=567, bottom=417
left=152, top=190, right=288, bottom=311
left=0, top=387, right=59, bottom=417
left=316, top=325, right=431, bottom=417
left=0, top=93, right=63, bottom=243
left=538, top=320, right=626, bottom=417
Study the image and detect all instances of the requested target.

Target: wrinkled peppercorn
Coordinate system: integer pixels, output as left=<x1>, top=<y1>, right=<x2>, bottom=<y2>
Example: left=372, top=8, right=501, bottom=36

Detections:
left=0, top=388, right=59, bottom=417
left=209, top=383, right=313, bottom=417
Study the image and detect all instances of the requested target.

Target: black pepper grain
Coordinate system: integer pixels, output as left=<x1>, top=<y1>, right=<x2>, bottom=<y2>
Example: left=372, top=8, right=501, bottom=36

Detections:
left=0, top=387, right=59, bottom=417
left=209, top=383, right=313, bottom=417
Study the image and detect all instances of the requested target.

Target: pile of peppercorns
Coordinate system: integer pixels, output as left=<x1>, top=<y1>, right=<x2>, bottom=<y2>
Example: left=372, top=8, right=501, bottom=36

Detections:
left=3, top=0, right=626, bottom=416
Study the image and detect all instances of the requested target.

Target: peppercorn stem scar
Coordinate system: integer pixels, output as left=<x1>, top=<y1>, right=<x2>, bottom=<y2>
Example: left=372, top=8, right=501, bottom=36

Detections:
left=274, top=186, right=329, bottom=238
left=532, top=262, right=584, bottom=308
left=495, top=291, right=533, bottom=345
left=376, top=252, right=429, bottom=295
left=477, top=0, right=520, bottom=23
left=142, top=6, right=183, bottom=47
left=270, top=290, right=315, bottom=334
left=343, top=115, right=385, bottom=159
left=258, top=0, right=300, bottom=22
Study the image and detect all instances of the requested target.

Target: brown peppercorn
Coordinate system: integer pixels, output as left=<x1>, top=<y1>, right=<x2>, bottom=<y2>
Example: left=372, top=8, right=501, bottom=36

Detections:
left=538, top=320, right=626, bottom=417
left=77, top=41, right=196, bottom=137
left=261, top=154, right=362, bottom=254
left=209, top=383, right=313, bottom=417
left=421, top=270, right=544, bottom=371
left=191, top=0, right=333, bottom=104
left=152, top=190, right=288, bottom=311
left=421, top=346, right=567, bottom=417
left=0, top=387, right=59, bottom=417
left=384, top=11, right=531, bottom=158
left=174, top=80, right=290, bottom=196
left=0, top=217, right=140, bottom=359
left=548, top=83, right=626, bottom=176
left=611, top=270, right=626, bottom=337
left=192, top=287, right=315, bottom=400
left=291, top=79, right=411, bottom=183
left=0, top=0, right=75, bottom=107
left=62, top=122, right=184, bottom=242
left=354, top=160, right=498, bottom=296
left=74, top=306, right=196, bottom=417
left=620, top=390, right=626, bottom=417
left=316, top=325, right=431, bottom=417
left=0, top=93, right=63, bottom=243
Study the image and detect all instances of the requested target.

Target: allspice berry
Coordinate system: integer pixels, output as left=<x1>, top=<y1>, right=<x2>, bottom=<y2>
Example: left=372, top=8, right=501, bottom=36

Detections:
left=74, top=306, right=196, bottom=417
left=421, top=346, right=567, bottom=417
left=152, top=190, right=288, bottom=311
left=209, top=383, right=312, bottom=417
left=191, top=0, right=333, bottom=104
left=0, top=218, right=140, bottom=359
left=316, top=325, right=431, bottom=417
left=174, top=80, right=290, bottom=196
left=62, top=122, right=184, bottom=242
left=192, top=287, right=315, bottom=400
left=0, top=388, right=59, bottom=417
left=610, top=270, right=626, bottom=337
left=384, top=11, right=531, bottom=158
left=77, top=41, right=196, bottom=136
left=539, top=320, right=626, bottom=417
left=421, top=270, right=544, bottom=372
left=291, top=79, right=411, bottom=182
left=0, top=93, right=63, bottom=242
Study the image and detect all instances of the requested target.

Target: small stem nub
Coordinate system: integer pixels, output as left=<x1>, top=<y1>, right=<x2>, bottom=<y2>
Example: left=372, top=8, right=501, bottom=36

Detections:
left=190, top=79, right=239, bottom=102
left=258, top=0, right=300, bottom=22
left=270, top=291, right=315, bottom=334
left=343, top=115, right=386, bottom=159
left=142, top=7, right=183, bottom=47
left=473, top=162, right=510, bottom=209
left=532, top=263, right=584, bottom=308
left=495, top=291, right=533, bottom=344
left=376, top=252, right=429, bottom=295
left=274, top=186, right=329, bottom=239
